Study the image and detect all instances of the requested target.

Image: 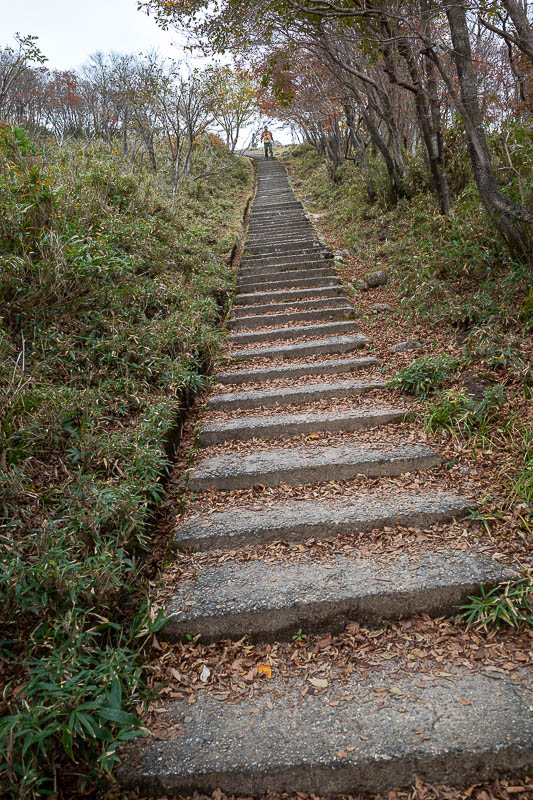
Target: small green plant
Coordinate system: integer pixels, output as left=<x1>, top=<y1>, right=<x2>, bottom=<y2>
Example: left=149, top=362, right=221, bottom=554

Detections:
left=389, top=355, right=460, bottom=398
left=460, top=574, right=533, bottom=630
left=424, top=384, right=506, bottom=436
left=292, top=628, right=307, bottom=642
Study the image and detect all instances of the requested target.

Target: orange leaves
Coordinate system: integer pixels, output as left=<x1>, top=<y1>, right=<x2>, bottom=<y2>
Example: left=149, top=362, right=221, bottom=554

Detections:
left=257, top=663, right=272, bottom=678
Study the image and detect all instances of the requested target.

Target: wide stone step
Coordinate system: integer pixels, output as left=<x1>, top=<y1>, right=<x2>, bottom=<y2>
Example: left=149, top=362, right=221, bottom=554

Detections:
left=188, top=443, right=441, bottom=491
left=235, top=286, right=346, bottom=306
left=238, top=266, right=336, bottom=286
left=247, top=222, right=312, bottom=236
left=200, top=407, right=408, bottom=445
left=240, top=275, right=341, bottom=293
left=117, top=663, right=533, bottom=796
left=163, top=550, right=512, bottom=642
left=210, top=378, right=383, bottom=411
left=231, top=296, right=349, bottom=318
left=252, top=199, right=302, bottom=210
left=251, top=200, right=304, bottom=208
left=228, top=305, right=353, bottom=330
left=241, top=250, right=330, bottom=269
left=215, top=356, right=379, bottom=385
left=250, top=202, right=302, bottom=214
left=245, top=240, right=323, bottom=256
left=239, top=259, right=324, bottom=277
left=247, top=221, right=311, bottom=236
left=229, top=320, right=360, bottom=347
left=240, top=253, right=327, bottom=271
left=246, top=229, right=314, bottom=244
left=174, top=491, right=471, bottom=551
left=229, top=334, right=370, bottom=363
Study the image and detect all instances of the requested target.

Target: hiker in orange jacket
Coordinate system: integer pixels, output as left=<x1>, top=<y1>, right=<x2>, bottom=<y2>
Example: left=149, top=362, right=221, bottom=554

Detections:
left=261, top=126, right=274, bottom=158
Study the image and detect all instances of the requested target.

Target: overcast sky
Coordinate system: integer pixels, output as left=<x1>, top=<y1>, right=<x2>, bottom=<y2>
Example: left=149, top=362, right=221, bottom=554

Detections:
left=2, top=0, right=181, bottom=69
left=1, top=0, right=291, bottom=143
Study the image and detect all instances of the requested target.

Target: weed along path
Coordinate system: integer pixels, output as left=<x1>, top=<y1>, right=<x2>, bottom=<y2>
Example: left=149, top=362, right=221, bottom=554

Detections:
left=118, top=156, right=533, bottom=796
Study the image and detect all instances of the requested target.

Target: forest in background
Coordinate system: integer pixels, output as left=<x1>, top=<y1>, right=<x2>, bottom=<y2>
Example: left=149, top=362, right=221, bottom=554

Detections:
left=146, top=0, right=533, bottom=268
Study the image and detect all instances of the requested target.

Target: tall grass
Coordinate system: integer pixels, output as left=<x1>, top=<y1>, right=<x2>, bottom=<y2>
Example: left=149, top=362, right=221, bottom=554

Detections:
left=0, top=125, right=253, bottom=797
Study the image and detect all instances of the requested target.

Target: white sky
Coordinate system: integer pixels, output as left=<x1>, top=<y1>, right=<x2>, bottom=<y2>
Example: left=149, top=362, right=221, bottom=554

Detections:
left=1, top=0, right=291, bottom=143
left=1, top=0, right=181, bottom=70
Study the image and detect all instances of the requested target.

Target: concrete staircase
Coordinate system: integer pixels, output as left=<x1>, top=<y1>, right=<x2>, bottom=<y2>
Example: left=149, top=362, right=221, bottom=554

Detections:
left=119, top=155, right=532, bottom=795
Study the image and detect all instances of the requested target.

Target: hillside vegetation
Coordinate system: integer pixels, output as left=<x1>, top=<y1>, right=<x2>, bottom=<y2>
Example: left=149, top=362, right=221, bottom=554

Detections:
left=282, top=130, right=532, bottom=543
left=0, top=127, right=253, bottom=797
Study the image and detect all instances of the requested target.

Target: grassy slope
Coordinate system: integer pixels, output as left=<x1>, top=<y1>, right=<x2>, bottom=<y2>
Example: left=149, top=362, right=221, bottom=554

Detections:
left=0, top=127, right=253, bottom=797
left=282, top=137, right=532, bottom=563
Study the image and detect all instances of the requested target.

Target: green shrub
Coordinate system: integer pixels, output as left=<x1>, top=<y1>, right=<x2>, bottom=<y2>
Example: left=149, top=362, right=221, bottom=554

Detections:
left=0, top=126, right=253, bottom=797
left=424, top=384, right=506, bottom=436
left=388, top=355, right=460, bottom=397
left=461, top=575, right=533, bottom=630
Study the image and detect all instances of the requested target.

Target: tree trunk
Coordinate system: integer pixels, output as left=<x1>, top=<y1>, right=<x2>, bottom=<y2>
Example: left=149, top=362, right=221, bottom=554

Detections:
left=501, top=0, right=533, bottom=63
left=348, top=80, right=406, bottom=201
left=446, top=1, right=533, bottom=268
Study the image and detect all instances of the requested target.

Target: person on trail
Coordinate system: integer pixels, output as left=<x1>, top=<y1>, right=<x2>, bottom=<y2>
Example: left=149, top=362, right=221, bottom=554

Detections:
left=261, top=125, right=274, bottom=159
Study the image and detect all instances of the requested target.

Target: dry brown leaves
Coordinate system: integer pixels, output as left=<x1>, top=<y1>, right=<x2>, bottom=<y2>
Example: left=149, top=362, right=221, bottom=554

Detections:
left=113, top=777, right=533, bottom=800
left=142, top=614, right=533, bottom=714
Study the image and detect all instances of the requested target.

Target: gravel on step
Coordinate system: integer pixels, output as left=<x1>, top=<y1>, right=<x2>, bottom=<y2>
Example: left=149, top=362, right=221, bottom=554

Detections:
left=187, top=442, right=441, bottom=491
left=215, top=356, right=379, bottom=384
left=174, top=491, right=472, bottom=551
left=162, top=549, right=514, bottom=642
left=208, top=379, right=384, bottom=411
left=116, top=662, right=533, bottom=795
left=199, top=407, right=408, bottom=445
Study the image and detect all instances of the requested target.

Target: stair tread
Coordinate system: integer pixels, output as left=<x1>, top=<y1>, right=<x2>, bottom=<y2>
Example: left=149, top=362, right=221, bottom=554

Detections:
left=200, top=407, right=407, bottom=445
left=235, top=286, right=345, bottom=305
left=163, top=549, right=514, bottom=641
left=229, top=334, right=370, bottom=362
left=188, top=442, right=441, bottom=490
left=174, top=491, right=472, bottom=550
left=228, top=306, right=353, bottom=330
left=215, top=356, right=379, bottom=385
left=229, top=320, right=360, bottom=345
left=117, top=662, right=533, bottom=795
left=209, top=379, right=383, bottom=410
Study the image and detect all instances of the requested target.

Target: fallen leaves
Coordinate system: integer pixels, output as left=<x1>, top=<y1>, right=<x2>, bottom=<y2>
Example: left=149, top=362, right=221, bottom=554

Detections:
left=309, top=676, right=328, bottom=688
left=257, top=663, right=272, bottom=678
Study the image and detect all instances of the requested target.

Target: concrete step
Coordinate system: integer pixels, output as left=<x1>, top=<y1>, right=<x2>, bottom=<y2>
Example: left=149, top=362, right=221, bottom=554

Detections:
left=239, top=258, right=324, bottom=276
left=245, top=240, right=323, bottom=256
left=117, top=662, right=533, bottom=796
left=251, top=201, right=302, bottom=213
left=241, top=251, right=330, bottom=269
left=247, top=221, right=311, bottom=236
left=215, top=356, right=379, bottom=385
left=231, top=296, right=349, bottom=318
left=229, top=320, right=360, bottom=347
left=200, top=407, right=408, bottom=445
left=250, top=205, right=302, bottom=217
left=174, top=491, right=471, bottom=551
left=235, top=286, right=346, bottom=306
left=229, top=334, right=370, bottom=363
left=252, top=199, right=301, bottom=209
left=247, top=222, right=312, bottom=235
left=163, top=550, right=512, bottom=642
left=240, top=275, right=341, bottom=293
left=239, top=253, right=326, bottom=278
left=246, top=228, right=314, bottom=243
left=228, top=306, right=353, bottom=331
left=188, top=442, right=441, bottom=491
left=209, top=378, right=382, bottom=411
left=238, top=266, right=337, bottom=286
